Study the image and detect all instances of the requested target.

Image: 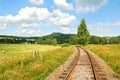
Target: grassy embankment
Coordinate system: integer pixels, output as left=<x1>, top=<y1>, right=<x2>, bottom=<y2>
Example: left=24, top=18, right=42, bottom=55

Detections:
left=0, top=44, right=74, bottom=80
left=85, top=44, right=120, bottom=78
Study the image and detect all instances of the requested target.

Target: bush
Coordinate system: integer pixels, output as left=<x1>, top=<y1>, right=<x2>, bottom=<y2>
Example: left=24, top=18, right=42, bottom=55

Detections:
left=61, top=43, right=69, bottom=47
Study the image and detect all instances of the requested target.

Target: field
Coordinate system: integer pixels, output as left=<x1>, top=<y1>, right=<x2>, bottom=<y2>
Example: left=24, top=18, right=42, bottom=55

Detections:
left=0, top=44, right=74, bottom=80
left=85, top=44, right=120, bottom=78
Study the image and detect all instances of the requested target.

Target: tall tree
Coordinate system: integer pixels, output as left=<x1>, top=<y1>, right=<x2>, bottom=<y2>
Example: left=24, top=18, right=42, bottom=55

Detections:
left=77, top=19, right=90, bottom=45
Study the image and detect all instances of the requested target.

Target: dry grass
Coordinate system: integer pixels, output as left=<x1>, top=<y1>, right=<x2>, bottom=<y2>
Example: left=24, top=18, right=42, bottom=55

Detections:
left=85, top=44, right=120, bottom=78
left=0, top=44, right=74, bottom=80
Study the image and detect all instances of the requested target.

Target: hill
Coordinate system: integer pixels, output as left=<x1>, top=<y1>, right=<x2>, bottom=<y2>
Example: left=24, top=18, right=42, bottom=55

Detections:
left=38, top=33, right=71, bottom=44
left=0, top=33, right=72, bottom=44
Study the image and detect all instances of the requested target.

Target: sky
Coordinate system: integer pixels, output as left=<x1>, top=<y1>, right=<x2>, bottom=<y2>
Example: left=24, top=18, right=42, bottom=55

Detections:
left=0, top=0, right=120, bottom=37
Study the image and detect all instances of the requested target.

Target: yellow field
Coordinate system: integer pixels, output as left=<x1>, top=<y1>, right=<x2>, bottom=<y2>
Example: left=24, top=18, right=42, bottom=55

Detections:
left=0, top=44, right=74, bottom=80
left=85, top=44, right=120, bottom=78
left=0, top=44, right=60, bottom=55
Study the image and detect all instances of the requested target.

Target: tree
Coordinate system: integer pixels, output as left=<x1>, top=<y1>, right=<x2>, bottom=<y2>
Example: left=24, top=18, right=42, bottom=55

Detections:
left=37, top=38, right=43, bottom=44
left=109, top=37, right=119, bottom=44
left=100, top=37, right=107, bottom=44
left=69, top=34, right=78, bottom=44
left=37, top=38, right=57, bottom=45
left=77, top=19, right=90, bottom=45
left=51, top=39, right=57, bottom=45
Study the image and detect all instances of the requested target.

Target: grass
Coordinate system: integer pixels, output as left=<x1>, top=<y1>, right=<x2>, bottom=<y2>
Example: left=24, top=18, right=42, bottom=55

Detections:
left=85, top=44, right=120, bottom=78
left=0, top=44, right=74, bottom=80
left=0, top=44, right=60, bottom=55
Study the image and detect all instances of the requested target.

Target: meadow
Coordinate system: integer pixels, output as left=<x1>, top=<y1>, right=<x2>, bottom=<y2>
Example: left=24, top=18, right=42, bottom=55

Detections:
left=0, top=44, right=74, bottom=80
left=85, top=44, right=120, bottom=78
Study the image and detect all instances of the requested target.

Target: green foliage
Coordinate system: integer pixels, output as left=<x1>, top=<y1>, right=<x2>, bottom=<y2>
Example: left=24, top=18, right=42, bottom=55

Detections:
left=77, top=19, right=90, bottom=45
left=38, top=33, right=71, bottom=44
left=89, top=36, right=104, bottom=44
left=109, top=37, right=119, bottom=44
left=89, top=36, right=120, bottom=44
left=51, top=39, right=57, bottom=46
left=61, top=43, right=70, bottom=47
left=37, top=38, right=57, bottom=45
left=69, top=34, right=78, bottom=44
left=0, top=36, right=37, bottom=44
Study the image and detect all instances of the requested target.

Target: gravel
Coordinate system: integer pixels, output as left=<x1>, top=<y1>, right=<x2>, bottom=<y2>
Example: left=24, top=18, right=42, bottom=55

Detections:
left=68, top=49, right=94, bottom=80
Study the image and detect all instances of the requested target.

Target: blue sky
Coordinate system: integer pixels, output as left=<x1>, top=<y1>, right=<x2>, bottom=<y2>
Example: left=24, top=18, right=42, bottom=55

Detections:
left=0, top=0, right=120, bottom=36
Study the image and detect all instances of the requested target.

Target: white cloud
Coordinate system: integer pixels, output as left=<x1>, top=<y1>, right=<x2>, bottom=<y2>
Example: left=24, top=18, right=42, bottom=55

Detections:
left=22, top=29, right=34, bottom=34
left=88, top=21, right=120, bottom=36
left=0, top=23, right=7, bottom=30
left=76, top=0, right=107, bottom=13
left=0, top=7, right=51, bottom=30
left=49, top=9, right=76, bottom=27
left=20, top=23, right=38, bottom=28
left=16, top=28, right=41, bottom=36
left=17, top=7, right=51, bottom=21
left=61, top=27, right=71, bottom=33
left=0, top=15, right=14, bottom=30
left=0, top=7, right=76, bottom=35
left=53, top=0, right=74, bottom=10
left=29, top=0, right=44, bottom=5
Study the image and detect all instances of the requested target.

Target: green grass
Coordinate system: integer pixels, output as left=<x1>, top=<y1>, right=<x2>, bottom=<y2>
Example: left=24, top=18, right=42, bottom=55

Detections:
left=85, top=44, right=120, bottom=78
left=0, top=44, right=74, bottom=80
left=0, top=44, right=60, bottom=55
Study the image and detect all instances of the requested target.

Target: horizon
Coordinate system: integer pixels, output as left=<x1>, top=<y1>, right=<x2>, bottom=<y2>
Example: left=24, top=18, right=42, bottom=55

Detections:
left=0, top=0, right=120, bottom=37
left=0, top=32, right=119, bottom=37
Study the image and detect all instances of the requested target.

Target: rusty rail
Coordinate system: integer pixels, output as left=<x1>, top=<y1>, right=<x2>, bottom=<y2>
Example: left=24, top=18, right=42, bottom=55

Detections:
left=82, top=48, right=108, bottom=80
left=59, top=46, right=80, bottom=80
left=59, top=46, right=108, bottom=80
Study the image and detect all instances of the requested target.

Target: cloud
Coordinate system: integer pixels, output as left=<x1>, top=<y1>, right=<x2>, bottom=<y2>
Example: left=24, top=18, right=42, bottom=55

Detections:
left=61, top=27, right=71, bottom=33
left=53, top=0, right=74, bottom=10
left=17, top=7, right=51, bottom=21
left=0, top=15, right=14, bottom=30
left=0, top=7, right=75, bottom=30
left=20, top=23, right=38, bottom=28
left=21, top=29, right=34, bottom=34
left=76, top=0, right=107, bottom=13
left=0, top=7, right=51, bottom=30
left=0, top=7, right=76, bottom=35
left=29, top=0, right=44, bottom=5
left=49, top=9, right=76, bottom=27
left=0, top=23, right=7, bottom=30
left=16, top=28, right=41, bottom=36
left=0, top=7, right=51, bottom=36
left=88, top=21, right=120, bottom=36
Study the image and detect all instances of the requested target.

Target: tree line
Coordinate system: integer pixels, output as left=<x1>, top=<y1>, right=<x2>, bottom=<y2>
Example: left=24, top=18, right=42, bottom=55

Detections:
left=0, top=19, right=120, bottom=45
left=0, top=36, right=37, bottom=44
left=69, top=35, right=120, bottom=45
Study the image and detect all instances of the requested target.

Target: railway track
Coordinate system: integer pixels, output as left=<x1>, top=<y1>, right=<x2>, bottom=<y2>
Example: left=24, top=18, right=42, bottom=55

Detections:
left=59, top=46, right=108, bottom=80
